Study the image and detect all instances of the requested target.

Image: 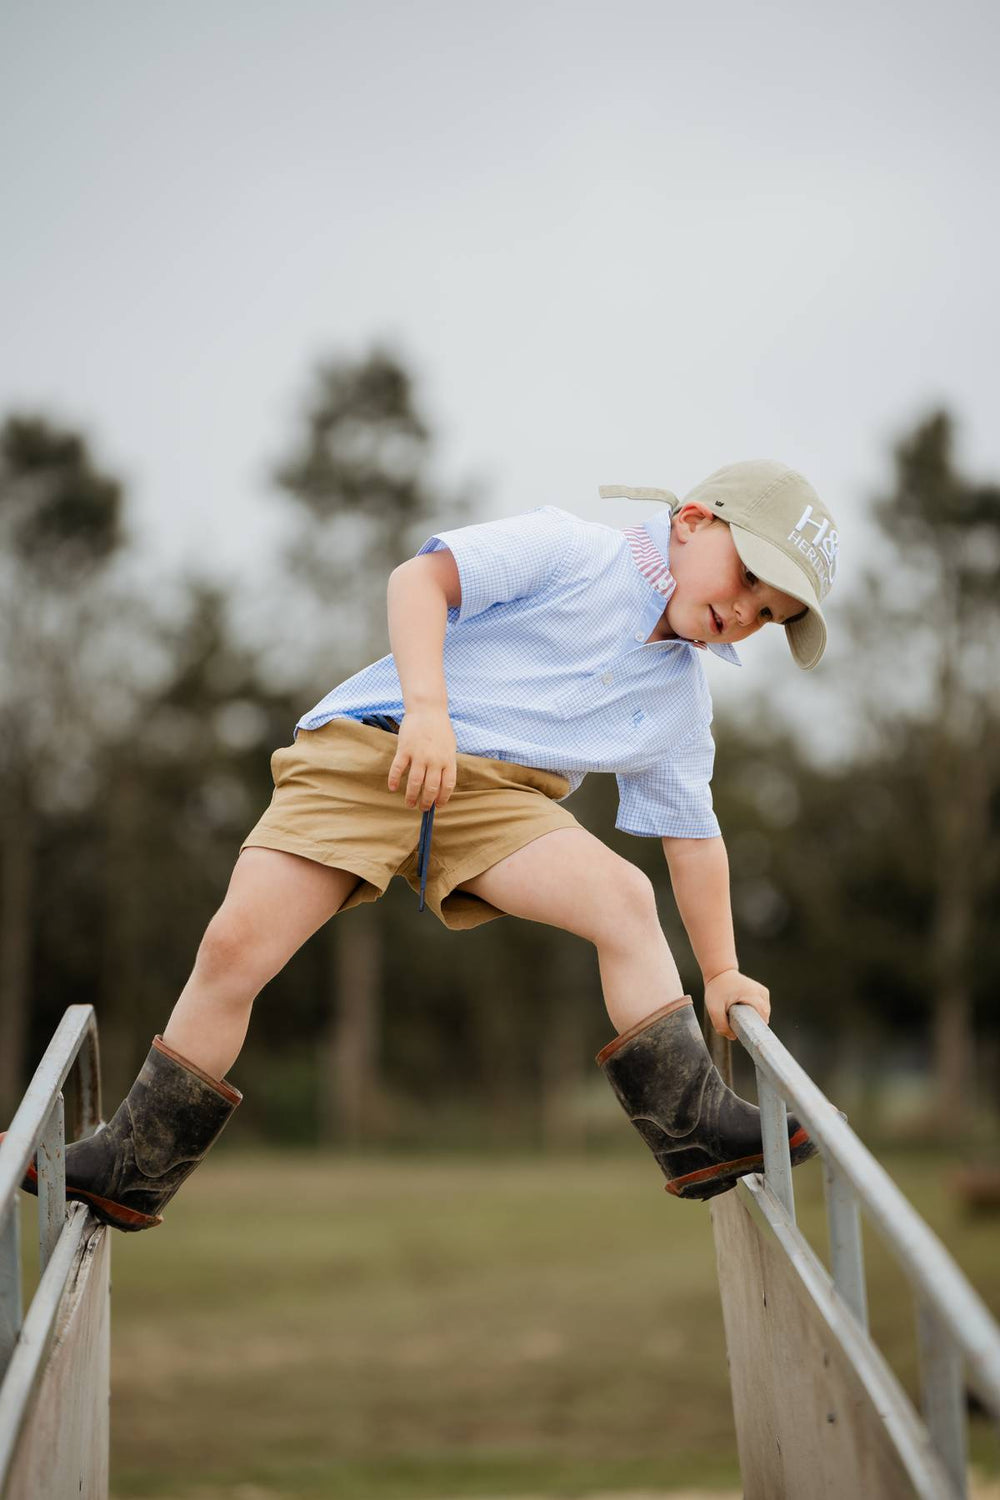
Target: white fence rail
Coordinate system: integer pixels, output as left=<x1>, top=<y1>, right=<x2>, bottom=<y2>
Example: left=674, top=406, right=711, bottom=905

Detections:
left=711, top=1002, right=1000, bottom=1500
left=0, top=1005, right=109, bottom=1498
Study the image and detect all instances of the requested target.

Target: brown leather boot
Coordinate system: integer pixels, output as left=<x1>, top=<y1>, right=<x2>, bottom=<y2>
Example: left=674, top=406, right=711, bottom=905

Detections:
left=4, top=1035, right=241, bottom=1231
left=597, top=996, right=815, bottom=1200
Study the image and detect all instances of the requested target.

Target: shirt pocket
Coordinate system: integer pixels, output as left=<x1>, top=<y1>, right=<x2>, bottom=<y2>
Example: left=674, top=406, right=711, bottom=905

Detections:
left=549, top=673, right=648, bottom=734
left=550, top=673, right=607, bottom=720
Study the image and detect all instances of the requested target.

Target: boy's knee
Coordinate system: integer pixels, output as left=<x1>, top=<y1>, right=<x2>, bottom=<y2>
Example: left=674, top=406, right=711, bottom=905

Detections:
left=196, top=911, right=267, bottom=984
left=620, top=861, right=659, bottom=916
left=594, top=861, right=659, bottom=942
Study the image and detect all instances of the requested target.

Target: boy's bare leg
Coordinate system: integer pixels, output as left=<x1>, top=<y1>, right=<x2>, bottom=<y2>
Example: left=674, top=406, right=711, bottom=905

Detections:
left=162, top=848, right=361, bottom=1078
left=456, top=828, right=682, bottom=1034
left=458, top=828, right=817, bottom=1198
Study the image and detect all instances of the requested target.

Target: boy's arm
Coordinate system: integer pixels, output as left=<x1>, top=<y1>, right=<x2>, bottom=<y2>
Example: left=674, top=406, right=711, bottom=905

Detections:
left=385, top=551, right=462, bottom=811
left=660, top=834, right=771, bottom=1040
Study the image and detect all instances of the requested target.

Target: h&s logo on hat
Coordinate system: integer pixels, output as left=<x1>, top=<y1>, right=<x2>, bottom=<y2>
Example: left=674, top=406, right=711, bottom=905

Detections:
left=681, top=460, right=838, bottom=670
left=600, top=464, right=839, bottom=669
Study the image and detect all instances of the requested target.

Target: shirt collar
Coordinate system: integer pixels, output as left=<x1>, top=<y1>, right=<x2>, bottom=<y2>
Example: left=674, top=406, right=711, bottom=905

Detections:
left=628, top=510, right=741, bottom=666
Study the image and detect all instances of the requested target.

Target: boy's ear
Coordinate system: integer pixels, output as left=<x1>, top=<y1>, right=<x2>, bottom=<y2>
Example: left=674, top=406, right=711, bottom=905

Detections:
left=671, top=502, right=717, bottom=541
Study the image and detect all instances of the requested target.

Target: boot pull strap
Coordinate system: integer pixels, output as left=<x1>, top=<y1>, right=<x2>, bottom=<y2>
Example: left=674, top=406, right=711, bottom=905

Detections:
left=599, top=484, right=679, bottom=507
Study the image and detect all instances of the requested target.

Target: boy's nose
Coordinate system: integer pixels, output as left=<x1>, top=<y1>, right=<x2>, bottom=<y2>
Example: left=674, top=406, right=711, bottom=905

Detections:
left=731, top=597, right=760, bottom=635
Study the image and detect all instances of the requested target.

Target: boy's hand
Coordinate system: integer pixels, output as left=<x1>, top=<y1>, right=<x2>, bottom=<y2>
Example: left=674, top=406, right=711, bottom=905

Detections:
left=388, top=708, right=458, bottom=811
left=704, top=968, right=770, bottom=1041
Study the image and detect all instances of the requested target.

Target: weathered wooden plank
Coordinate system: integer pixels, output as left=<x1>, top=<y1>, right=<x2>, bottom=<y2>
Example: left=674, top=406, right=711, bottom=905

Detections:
left=711, top=1185, right=960, bottom=1500
left=729, top=1002, right=1000, bottom=1412
left=2, top=1217, right=109, bottom=1500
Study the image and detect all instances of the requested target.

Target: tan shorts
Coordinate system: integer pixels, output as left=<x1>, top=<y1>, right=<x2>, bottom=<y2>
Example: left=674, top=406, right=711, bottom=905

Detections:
left=239, top=716, right=581, bottom=930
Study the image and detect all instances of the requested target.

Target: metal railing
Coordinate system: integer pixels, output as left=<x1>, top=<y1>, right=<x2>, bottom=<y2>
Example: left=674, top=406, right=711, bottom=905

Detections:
left=0, top=1004, right=103, bottom=1487
left=728, top=1001, right=1000, bottom=1499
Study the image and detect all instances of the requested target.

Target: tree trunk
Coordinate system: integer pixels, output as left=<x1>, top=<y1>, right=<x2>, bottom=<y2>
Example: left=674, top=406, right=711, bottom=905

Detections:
left=473, top=961, right=526, bottom=1147
left=540, top=939, right=591, bottom=1151
left=0, top=796, right=36, bottom=1122
left=99, top=759, right=147, bottom=1100
left=928, top=729, right=987, bottom=1131
left=321, top=904, right=383, bottom=1144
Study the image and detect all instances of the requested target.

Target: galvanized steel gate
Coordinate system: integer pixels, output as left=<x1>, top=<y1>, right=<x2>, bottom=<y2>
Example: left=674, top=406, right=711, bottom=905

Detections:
left=0, top=1005, right=109, bottom=1500
left=710, top=1004, right=1000, bottom=1500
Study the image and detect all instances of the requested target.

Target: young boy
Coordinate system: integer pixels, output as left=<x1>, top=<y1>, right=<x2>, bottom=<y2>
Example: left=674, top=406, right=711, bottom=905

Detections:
left=11, top=459, right=838, bottom=1229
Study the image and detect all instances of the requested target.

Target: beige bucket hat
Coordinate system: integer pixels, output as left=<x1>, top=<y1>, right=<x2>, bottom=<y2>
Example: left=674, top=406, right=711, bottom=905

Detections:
left=601, top=461, right=839, bottom=670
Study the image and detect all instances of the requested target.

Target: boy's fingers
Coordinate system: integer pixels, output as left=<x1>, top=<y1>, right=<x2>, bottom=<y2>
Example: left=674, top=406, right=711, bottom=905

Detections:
left=723, top=995, right=769, bottom=1035
left=737, top=993, right=769, bottom=1026
left=707, top=1003, right=729, bottom=1039
left=437, top=767, right=457, bottom=807
left=405, top=762, right=427, bottom=807
left=391, top=745, right=456, bottom=807
left=387, top=748, right=411, bottom=792
left=422, top=758, right=458, bottom=808
left=706, top=990, right=739, bottom=1041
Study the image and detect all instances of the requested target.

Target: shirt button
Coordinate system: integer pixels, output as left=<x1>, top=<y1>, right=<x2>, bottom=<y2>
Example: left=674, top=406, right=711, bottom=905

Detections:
left=601, top=672, right=613, bottom=685
left=634, top=632, right=644, bottom=642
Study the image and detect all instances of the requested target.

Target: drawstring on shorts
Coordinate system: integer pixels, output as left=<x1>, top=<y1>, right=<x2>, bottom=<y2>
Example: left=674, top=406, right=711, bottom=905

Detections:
left=360, top=715, right=434, bottom=912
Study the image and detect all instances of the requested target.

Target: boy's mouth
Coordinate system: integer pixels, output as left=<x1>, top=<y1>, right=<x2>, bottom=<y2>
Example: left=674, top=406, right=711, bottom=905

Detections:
left=710, top=607, right=723, bottom=635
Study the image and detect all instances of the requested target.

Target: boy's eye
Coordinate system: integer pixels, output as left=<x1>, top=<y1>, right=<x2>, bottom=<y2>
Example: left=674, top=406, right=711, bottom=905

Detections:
left=744, top=568, right=758, bottom=586
left=759, top=606, right=773, bottom=621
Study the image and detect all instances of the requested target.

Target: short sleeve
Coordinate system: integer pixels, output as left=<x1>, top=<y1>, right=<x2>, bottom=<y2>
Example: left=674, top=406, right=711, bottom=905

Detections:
left=416, top=506, right=577, bottom=624
left=615, top=724, right=720, bottom=838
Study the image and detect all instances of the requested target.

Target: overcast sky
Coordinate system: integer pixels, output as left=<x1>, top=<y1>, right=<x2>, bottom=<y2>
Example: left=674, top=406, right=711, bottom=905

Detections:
left=3, top=0, right=998, bottom=713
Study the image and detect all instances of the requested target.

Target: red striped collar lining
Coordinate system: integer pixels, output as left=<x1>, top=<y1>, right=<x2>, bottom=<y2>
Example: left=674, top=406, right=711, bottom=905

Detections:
left=624, top=524, right=675, bottom=600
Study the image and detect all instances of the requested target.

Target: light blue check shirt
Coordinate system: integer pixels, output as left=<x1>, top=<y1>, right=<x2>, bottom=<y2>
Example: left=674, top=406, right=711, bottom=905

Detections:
left=296, top=505, right=741, bottom=838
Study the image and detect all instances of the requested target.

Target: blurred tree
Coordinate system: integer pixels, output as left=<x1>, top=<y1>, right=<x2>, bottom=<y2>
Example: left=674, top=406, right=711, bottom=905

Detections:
left=836, top=410, right=999, bottom=1126
left=271, top=347, right=470, bottom=1142
left=92, top=579, right=299, bottom=1098
left=873, top=413, right=996, bottom=1124
left=0, top=415, right=127, bottom=1117
left=711, top=710, right=930, bottom=1096
left=17, top=393, right=994, bottom=1151
left=19, top=556, right=307, bottom=1131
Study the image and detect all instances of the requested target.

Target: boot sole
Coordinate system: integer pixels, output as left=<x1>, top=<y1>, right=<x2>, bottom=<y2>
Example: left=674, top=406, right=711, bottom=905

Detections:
left=665, top=1125, right=817, bottom=1202
left=0, top=1134, right=163, bottom=1232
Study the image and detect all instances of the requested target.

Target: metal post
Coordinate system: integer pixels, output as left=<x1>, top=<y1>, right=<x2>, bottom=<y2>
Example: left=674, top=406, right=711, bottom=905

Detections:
left=823, top=1158, right=869, bottom=1331
left=0, top=1009, right=110, bottom=1498
left=917, top=1298, right=967, bottom=1498
left=756, top=1069, right=795, bottom=1221
left=70, top=1022, right=103, bottom=1140
left=37, top=1093, right=66, bottom=1273
left=0, top=1198, right=21, bottom=1376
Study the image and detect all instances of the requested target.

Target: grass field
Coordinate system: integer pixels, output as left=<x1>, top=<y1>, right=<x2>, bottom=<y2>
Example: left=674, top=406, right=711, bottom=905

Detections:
left=22, top=1148, right=1000, bottom=1499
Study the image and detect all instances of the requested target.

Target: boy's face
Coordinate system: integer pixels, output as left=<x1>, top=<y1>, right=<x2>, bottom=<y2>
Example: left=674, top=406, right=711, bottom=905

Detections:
left=663, top=504, right=806, bottom=647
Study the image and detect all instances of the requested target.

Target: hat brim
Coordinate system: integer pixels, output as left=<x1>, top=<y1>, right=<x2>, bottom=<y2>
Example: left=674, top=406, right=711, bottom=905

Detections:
left=728, top=524, right=828, bottom=670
